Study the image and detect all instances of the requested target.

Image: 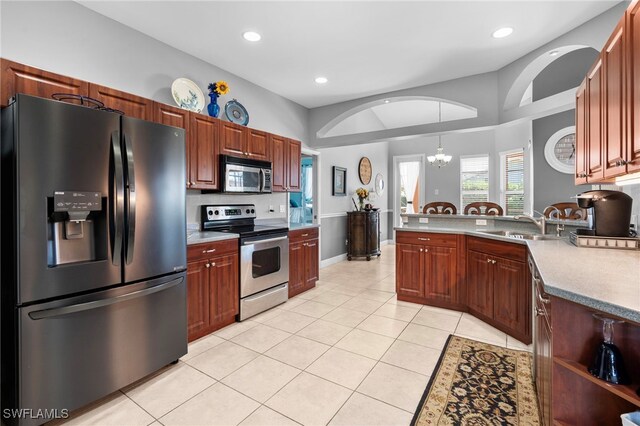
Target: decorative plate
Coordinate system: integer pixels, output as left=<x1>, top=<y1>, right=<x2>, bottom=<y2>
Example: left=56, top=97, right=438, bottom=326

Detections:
left=225, top=99, right=249, bottom=126
left=171, top=78, right=205, bottom=113
left=359, top=157, right=372, bottom=185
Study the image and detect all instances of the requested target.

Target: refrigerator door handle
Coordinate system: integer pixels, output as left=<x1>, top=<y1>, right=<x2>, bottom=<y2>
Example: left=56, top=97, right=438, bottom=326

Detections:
left=28, top=276, right=184, bottom=320
left=110, top=131, right=125, bottom=266
left=124, top=133, right=136, bottom=265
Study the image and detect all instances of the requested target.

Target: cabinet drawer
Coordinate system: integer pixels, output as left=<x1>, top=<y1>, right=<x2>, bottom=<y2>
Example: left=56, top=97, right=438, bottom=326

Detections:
left=396, top=231, right=457, bottom=247
left=467, top=236, right=526, bottom=262
left=187, top=239, right=238, bottom=262
left=289, top=227, right=319, bottom=242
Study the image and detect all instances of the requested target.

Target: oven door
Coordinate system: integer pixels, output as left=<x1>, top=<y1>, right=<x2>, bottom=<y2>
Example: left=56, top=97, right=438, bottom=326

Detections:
left=224, top=163, right=261, bottom=193
left=240, top=234, right=289, bottom=297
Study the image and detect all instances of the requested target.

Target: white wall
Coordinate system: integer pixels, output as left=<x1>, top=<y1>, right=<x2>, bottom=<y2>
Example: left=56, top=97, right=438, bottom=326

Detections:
left=388, top=131, right=496, bottom=212
left=316, top=142, right=390, bottom=260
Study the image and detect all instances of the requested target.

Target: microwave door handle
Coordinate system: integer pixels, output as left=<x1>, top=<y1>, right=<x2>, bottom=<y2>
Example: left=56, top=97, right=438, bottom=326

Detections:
left=124, top=133, right=136, bottom=265
left=260, top=168, right=266, bottom=192
left=110, top=131, right=124, bottom=266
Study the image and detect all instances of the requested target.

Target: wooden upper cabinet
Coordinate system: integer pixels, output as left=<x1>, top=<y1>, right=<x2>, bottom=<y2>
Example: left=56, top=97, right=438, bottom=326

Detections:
left=628, top=2, right=640, bottom=172
left=1, top=59, right=89, bottom=107
left=154, top=103, right=190, bottom=187
left=586, top=58, right=604, bottom=182
left=287, top=139, right=302, bottom=192
left=189, top=113, right=218, bottom=190
left=603, top=21, right=627, bottom=179
left=271, top=134, right=287, bottom=192
left=575, top=80, right=588, bottom=184
left=89, top=84, right=151, bottom=121
left=219, top=121, right=247, bottom=157
left=247, top=129, right=270, bottom=161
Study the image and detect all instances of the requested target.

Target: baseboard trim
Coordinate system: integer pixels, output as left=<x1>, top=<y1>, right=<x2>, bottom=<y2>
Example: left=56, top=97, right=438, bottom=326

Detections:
left=380, top=239, right=392, bottom=246
left=320, top=253, right=348, bottom=268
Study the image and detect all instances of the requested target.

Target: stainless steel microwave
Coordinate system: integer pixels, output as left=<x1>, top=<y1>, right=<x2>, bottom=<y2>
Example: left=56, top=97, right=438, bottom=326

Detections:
left=221, top=155, right=272, bottom=193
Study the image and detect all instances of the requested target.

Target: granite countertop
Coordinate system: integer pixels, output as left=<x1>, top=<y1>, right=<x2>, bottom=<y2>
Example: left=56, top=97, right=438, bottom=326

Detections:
left=394, top=225, right=544, bottom=246
left=527, top=240, right=640, bottom=323
left=400, top=213, right=588, bottom=226
left=289, top=222, right=321, bottom=230
left=187, top=231, right=239, bottom=245
left=395, top=224, right=640, bottom=322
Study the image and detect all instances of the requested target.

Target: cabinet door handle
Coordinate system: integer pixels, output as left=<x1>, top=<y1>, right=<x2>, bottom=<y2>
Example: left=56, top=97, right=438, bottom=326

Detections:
left=492, top=260, right=496, bottom=264
left=205, top=263, right=210, bottom=268
left=419, top=248, right=423, bottom=252
left=418, top=237, right=430, bottom=241
left=487, top=258, right=492, bottom=263
left=535, top=307, right=546, bottom=317
left=210, top=262, right=216, bottom=267
left=301, top=233, right=309, bottom=237
left=202, top=249, right=216, bottom=253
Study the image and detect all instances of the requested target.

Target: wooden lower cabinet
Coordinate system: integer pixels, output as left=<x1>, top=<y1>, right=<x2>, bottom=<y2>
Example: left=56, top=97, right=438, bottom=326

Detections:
left=466, top=237, right=531, bottom=344
left=395, top=232, right=462, bottom=309
left=186, top=240, right=239, bottom=342
left=534, top=277, right=553, bottom=426
left=289, top=228, right=319, bottom=297
left=466, top=250, right=494, bottom=317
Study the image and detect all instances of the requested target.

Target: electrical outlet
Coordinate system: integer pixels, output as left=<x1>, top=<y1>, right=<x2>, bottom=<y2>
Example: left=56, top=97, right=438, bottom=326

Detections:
left=476, top=219, right=487, bottom=226
left=419, top=218, right=429, bottom=224
left=434, top=189, right=439, bottom=195
left=269, top=205, right=274, bottom=213
left=279, top=205, right=285, bottom=213
left=345, top=239, right=348, bottom=246
left=402, top=216, right=408, bottom=223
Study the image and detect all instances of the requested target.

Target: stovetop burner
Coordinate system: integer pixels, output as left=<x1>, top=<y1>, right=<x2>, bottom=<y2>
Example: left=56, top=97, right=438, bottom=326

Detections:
left=200, top=204, right=288, bottom=238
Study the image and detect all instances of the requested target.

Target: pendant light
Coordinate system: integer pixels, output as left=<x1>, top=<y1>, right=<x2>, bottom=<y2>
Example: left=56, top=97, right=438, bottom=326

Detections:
left=427, top=103, right=453, bottom=168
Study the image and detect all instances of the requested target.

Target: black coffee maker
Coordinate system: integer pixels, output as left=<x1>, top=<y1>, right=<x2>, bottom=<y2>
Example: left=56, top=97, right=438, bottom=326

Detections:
left=575, top=190, right=633, bottom=237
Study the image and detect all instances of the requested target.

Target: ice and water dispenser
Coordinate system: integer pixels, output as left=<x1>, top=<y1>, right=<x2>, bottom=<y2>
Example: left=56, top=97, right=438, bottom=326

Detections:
left=47, top=191, right=106, bottom=266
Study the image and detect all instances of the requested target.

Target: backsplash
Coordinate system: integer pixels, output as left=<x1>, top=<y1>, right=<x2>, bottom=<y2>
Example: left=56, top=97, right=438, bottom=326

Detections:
left=186, top=191, right=288, bottom=228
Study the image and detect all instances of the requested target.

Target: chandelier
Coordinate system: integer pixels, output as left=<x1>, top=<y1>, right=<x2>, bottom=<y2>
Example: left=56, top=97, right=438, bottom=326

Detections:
left=427, top=103, right=452, bottom=168
left=427, top=140, right=452, bottom=168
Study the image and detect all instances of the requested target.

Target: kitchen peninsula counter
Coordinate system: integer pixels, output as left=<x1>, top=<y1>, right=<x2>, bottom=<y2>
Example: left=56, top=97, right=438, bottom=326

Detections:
left=395, top=222, right=640, bottom=323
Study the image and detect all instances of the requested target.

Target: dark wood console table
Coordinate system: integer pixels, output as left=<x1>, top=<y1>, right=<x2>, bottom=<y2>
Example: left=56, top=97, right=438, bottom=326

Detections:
left=347, top=210, right=381, bottom=261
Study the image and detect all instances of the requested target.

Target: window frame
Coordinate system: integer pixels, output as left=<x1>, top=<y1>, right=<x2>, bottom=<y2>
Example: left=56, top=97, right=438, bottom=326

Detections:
left=500, top=148, right=525, bottom=216
left=459, top=154, right=491, bottom=211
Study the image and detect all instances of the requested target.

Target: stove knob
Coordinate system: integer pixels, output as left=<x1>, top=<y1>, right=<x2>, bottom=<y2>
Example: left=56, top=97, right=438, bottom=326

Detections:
left=214, top=210, right=219, bottom=215
left=251, top=209, right=255, bottom=214
left=246, top=209, right=250, bottom=214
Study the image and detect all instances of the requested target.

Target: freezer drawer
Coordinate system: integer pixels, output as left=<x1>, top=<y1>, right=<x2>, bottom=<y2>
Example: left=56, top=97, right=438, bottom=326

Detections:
left=14, top=274, right=187, bottom=426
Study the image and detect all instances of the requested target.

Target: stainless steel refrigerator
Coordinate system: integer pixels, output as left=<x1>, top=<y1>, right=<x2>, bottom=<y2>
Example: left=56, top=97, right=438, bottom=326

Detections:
left=1, top=94, right=188, bottom=426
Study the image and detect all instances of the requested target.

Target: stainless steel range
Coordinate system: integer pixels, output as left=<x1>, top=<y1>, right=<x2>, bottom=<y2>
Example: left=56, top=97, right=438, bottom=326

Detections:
left=201, top=204, right=289, bottom=320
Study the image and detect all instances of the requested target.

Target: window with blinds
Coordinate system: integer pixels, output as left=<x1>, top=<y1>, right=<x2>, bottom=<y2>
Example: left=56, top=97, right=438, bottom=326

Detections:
left=501, top=150, right=525, bottom=215
left=460, top=155, right=490, bottom=210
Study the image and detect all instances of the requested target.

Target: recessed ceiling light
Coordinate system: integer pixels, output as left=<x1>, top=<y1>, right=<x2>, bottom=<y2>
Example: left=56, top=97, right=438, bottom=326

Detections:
left=549, top=50, right=560, bottom=56
left=242, top=31, right=261, bottom=42
left=315, top=76, right=328, bottom=84
left=492, top=27, right=513, bottom=39
left=384, top=99, right=390, bottom=104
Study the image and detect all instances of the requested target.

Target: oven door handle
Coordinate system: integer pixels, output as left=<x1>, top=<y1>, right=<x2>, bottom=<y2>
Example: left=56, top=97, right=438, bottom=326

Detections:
left=242, top=236, right=288, bottom=245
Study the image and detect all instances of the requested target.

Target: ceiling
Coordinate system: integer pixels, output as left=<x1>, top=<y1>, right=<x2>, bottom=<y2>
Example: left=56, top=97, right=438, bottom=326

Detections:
left=324, top=99, right=477, bottom=137
left=78, top=1, right=618, bottom=109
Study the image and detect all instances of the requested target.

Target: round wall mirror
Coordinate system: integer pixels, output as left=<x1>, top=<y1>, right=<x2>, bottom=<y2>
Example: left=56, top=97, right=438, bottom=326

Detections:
left=375, top=173, right=385, bottom=196
left=544, top=126, right=576, bottom=174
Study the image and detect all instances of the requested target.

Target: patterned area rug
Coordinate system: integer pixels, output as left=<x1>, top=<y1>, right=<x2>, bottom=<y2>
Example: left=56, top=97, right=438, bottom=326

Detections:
left=411, top=335, right=540, bottom=426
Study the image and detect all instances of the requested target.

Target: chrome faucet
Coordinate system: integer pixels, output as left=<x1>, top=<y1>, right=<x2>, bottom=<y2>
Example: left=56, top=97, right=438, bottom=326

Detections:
left=514, top=212, right=548, bottom=234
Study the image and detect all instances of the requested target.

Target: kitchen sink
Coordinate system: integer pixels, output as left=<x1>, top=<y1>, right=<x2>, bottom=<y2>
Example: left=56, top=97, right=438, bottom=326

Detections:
left=480, top=230, right=556, bottom=241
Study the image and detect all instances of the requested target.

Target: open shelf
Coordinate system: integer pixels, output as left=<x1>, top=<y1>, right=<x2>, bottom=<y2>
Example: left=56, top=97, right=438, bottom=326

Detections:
left=554, top=357, right=640, bottom=407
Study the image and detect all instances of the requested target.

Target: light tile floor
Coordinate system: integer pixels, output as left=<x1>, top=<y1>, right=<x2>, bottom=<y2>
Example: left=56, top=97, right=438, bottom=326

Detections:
left=59, top=244, right=532, bottom=426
